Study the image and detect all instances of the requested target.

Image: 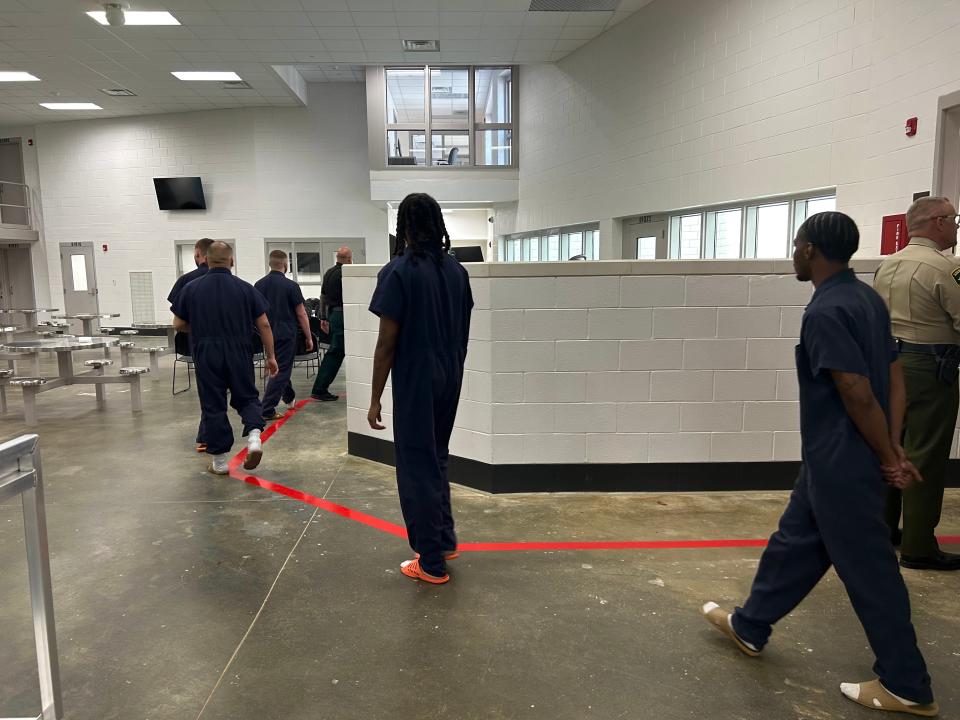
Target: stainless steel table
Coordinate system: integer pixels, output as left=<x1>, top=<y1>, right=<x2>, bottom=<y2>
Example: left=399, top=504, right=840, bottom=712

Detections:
left=53, top=312, right=120, bottom=336
left=0, top=308, right=59, bottom=331
left=1, top=337, right=148, bottom=425
left=132, top=321, right=177, bottom=348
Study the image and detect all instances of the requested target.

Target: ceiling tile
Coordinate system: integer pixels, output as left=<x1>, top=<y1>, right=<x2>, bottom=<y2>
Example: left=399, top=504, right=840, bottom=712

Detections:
left=307, top=11, right=355, bottom=26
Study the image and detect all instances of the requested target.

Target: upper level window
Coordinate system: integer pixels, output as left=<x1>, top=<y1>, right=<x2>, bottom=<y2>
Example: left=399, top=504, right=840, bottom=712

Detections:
left=500, top=223, right=599, bottom=262
left=665, top=191, right=837, bottom=260
left=386, top=66, right=516, bottom=168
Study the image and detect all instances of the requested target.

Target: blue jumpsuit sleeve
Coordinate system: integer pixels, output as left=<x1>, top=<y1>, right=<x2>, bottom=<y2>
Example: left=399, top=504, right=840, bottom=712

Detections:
left=369, top=265, right=405, bottom=324
left=251, top=286, right=270, bottom=319
left=290, top=282, right=306, bottom=309
left=171, top=283, right=191, bottom=322
left=802, top=308, right=868, bottom=378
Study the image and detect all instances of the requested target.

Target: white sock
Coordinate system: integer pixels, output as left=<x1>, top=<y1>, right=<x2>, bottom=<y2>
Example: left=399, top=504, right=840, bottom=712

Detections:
left=249, top=429, right=261, bottom=439
left=725, top=613, right=760, bottom=652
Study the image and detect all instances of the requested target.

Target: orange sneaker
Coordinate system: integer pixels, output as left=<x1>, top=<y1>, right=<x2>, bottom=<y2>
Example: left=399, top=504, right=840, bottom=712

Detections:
left=196, top=443, right=207, bottom=453
left=415, top=550, right=460, bottom=561
left=400, top=558, right=449, bottom=584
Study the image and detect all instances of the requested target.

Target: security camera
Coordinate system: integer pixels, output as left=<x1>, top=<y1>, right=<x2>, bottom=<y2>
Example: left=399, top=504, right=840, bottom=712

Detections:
left=104, top=3, right=126, bottom=26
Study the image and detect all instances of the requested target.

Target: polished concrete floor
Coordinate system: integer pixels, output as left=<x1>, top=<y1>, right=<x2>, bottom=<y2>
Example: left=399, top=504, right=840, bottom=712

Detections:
left=1, top=351, right=958, bottom=720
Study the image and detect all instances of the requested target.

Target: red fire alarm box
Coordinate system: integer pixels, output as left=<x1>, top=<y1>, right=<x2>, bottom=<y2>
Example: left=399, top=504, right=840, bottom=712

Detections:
left=905, top=117, right=918, bottom=137
left=881, top=214, right=909, bottom=255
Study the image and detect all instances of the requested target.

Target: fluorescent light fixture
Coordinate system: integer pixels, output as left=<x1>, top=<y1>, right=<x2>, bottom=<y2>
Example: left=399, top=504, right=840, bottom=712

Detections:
left=172, top=71, right=242, bottom=82
left=0, top=72, right=41, bottom=82
left=39, top=102, right=103, bottom=110
left=87, top=11, right=180, bottom=25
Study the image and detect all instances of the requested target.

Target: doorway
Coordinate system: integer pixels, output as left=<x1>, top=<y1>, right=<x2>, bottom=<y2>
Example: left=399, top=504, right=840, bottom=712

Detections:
left=933, top=90, right=960, bottom=212
left=622, top=216, right=667, bottom=259
left=264, top=239, right=367, bottom=299
left=59, top=242, right=99, bottom=331
left=0, top=244, right=36, bottom=314
left=0, top=138, right=28, bottom=226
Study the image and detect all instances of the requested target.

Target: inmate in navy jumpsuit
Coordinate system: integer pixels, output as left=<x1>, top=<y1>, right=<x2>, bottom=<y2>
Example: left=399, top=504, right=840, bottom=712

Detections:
left=255, top=270, right=305, bottom=417
left=732, top=269, right=932, bottom=704
left=369, top=248, right=473, bottom=577
left=172, top=267, right=269, bottom=456
left=169, top=262, right=208, bottom=443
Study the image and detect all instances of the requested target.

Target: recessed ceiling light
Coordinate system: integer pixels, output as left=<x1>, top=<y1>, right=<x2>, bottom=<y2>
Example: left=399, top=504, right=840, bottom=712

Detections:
left=172, top=71, right=242, bottom=82
left=0, top=72, right=41, bottom=82
left=87, top=11, right=180, bottom=26
left=40, top=103, right=103, bottom=110
left=401, top=39, right=439, bottom=52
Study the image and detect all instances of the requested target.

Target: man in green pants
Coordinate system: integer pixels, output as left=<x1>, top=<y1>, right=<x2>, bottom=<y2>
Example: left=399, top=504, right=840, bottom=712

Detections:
left=311, top=246, right=351, bottom=401
left=875, top=196, right=960, bottom=571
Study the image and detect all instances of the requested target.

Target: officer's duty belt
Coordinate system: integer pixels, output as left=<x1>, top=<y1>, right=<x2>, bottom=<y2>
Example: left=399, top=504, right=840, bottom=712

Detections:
left=896, top=339, right=959, bottom=355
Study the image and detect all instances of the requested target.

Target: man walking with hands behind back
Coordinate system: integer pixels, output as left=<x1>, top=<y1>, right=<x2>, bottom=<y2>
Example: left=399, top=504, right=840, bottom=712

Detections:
left=172, top=242, right=279, bottom=476
left=256, top=250, right=313, bottom=420
left=311, top=246, right=351, bottom=402
left=702, top=212, right=938, bottom=717
left=875, top=196, right=960, bottom=571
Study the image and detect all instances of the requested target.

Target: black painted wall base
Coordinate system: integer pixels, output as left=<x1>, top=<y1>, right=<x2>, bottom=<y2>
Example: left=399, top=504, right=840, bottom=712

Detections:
left=348, top=433, right=960, bottom=494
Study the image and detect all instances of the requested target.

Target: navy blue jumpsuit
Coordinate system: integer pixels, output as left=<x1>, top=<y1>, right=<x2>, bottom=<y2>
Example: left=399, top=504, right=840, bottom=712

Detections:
left=169, top=262, right=208, bottom=443
left=369, top=248, right=473, bottom=577
left=172, top=268, right=269, bottom=456
left=732, top=269, right=932, bottom=704
left=255, top=270, right=306, bottom=417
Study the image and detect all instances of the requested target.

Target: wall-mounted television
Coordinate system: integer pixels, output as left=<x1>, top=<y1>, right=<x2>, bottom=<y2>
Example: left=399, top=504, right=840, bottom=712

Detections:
left=452, top=245, right=484, bottom=262
left=153, top=177, right=206, bottom=210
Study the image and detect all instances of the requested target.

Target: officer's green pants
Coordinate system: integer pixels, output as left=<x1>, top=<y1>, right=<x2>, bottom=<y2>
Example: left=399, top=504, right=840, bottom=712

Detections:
left=885, top=353, right=959, bottom=557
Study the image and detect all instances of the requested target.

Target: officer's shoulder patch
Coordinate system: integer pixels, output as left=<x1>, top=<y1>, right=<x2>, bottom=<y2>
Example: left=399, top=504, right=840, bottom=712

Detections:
left=953, top=266, right=960, bottom=286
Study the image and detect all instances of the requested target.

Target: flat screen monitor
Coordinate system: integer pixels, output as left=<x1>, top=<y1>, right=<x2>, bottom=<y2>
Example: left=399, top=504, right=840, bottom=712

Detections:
left=153, top=177, right=206, bottom=210
left=452, top=245, right=484, bottom=262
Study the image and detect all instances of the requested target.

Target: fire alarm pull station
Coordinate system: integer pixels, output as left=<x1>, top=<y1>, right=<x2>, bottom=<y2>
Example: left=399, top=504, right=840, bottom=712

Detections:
left=102, top=244, right=108, bottom=252
left=905, top=117, right=918, bottom=137
left=881, top=214, right=909, bottom=255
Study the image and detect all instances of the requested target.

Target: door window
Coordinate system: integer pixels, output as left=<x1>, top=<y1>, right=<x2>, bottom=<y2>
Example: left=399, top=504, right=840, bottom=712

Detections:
left=71, top=254, right=88, bottom=292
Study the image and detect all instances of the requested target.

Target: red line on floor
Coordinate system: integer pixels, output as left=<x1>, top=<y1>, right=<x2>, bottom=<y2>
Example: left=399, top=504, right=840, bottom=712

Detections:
left=225, top=403, right=960, bottom=551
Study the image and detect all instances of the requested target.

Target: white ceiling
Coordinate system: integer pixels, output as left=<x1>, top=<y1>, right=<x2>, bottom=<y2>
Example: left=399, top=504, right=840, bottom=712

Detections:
left=0, top=0, right=655, bottom=126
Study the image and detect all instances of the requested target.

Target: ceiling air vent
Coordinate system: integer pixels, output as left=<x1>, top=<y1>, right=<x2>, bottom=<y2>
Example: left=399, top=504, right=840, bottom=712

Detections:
left=220, top=80, right=253, bottom=90
left=402, top=39, right=439, bottom=52
left=100, top=87, right=137, bottom=97
left=529, top=0, right=620, bottom=10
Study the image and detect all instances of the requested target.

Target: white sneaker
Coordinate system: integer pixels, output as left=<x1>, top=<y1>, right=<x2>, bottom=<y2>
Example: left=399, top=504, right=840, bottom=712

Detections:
left=208, top=454, right=229, bottom=475
left=243, top=429, right=263, bottom=470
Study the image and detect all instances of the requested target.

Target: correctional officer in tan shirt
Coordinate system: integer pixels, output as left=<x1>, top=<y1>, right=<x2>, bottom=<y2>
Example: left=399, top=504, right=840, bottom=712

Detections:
left=874, top=195, right=960, bottom=571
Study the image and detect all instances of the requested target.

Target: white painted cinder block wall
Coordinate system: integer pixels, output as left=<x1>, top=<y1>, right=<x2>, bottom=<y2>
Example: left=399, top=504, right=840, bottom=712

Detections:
left=344, top=262, right=960, bottom=466
left=510, top=0, right=960, bottom=253
left=25, top=83, right=386, bottom=325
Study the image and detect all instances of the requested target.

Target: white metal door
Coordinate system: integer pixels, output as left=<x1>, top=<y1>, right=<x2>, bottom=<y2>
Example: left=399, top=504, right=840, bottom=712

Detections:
left=60, top=243, right=99, bottom=327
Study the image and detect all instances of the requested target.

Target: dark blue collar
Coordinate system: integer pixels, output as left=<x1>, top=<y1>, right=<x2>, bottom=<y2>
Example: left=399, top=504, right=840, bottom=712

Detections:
left=811, top=267, right=855, bottom=300
left=269, top=270, right=284, bottom=276
left=208, top=267, right=231, bottom=275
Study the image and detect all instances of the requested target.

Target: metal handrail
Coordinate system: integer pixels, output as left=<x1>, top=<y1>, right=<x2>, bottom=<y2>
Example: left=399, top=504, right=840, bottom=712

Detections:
left=0, top=434, right=63, bottom=720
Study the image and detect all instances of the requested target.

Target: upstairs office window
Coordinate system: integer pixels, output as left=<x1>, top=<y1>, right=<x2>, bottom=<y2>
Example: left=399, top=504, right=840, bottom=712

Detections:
left=386, top=66, right=516, bottom=168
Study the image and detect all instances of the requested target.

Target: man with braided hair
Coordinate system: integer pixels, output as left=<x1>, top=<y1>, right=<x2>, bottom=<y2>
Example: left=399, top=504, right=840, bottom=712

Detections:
left=702, top=212, right=938, bottom=716
left=367, top=193, right=473, bottom=584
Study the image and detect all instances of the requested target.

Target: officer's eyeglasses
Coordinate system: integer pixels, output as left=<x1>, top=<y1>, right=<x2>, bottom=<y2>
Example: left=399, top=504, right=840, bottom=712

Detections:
left=933, top=213, right=960, bottom=227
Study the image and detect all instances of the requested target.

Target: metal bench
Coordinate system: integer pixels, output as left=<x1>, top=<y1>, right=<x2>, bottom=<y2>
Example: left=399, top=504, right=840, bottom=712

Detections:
left=10, top=377, right=51, bottom=426
left=0, top=367, right=13, bottom=413
left=84, top=359, right=114, bottom=406
left=123, top=345, right=167, bottom=374
left=119, top=367, right=149, bottom=412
